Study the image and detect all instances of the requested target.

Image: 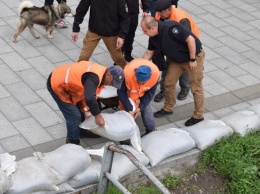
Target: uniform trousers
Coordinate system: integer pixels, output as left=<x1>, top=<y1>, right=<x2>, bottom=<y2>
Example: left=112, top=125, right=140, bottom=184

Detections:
left=78, top=30, right=127, bottom=69
left=122, top=15, right=138, bottom=55
left=163, top=49, right=205, bottom=119
left=160, top=59, right=190, bottom=92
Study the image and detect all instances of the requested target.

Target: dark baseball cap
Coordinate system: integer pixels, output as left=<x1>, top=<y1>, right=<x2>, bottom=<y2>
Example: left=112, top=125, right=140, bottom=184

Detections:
left=154, top=0, right=172, bottom=11
left=107, top=65, right=124, bottom=89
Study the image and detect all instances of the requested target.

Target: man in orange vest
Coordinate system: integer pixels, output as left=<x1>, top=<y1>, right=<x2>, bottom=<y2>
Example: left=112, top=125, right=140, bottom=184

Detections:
left=118, top=58, right=160, bottom=135
left=152, top=0, right=200, bottom=103
left=47, top=61, right=124, bottom=145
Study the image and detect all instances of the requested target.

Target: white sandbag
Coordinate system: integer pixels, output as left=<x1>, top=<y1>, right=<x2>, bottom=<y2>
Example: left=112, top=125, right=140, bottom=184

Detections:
left=5, top=157, right=59, bottom=194
left=97, top=85, right=118, bottom=98
left=0, top=169, right=10, bottom=194
left=111, top=145, right=149, bottom=180
left=80, top=111, right=136, bottom=140
left=248, top=103, right=260, bottom=115
left=34, top=144, right=91, bottom=184
left=221, top=110, right=260, bottom=136
left=80, top=111, right=142, bottom=152
left=0, top=153, right=17, bottom=176
left=32, top=182, right=74, bottom=194
left=67, top=158, right=101, bottom=188
left=141, top=128, right=196, bottom=166
left=182, top=120, right=234, bottom=150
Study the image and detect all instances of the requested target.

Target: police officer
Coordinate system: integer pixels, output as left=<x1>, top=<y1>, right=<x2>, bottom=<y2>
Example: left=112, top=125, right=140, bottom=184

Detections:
left=153, top=0, right=201, bottom=103
left=141, top=16, right=205, bottom=126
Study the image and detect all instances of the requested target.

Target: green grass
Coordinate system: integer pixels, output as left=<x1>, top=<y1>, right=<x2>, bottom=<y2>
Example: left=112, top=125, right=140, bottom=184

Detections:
left=106, top=130, right=260, bottom=194
left=200, top=130, right=260, bottom=194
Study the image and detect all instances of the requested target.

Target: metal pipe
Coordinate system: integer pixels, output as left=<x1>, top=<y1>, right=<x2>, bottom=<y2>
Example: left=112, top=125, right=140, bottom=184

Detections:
left=105, top=172, right=131, bottom=194
left=108, top=143, right=171, bottom=194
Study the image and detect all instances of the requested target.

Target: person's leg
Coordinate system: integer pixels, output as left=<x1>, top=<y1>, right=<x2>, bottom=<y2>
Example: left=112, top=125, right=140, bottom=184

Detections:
left=78, top=30, right=101, bottom=62
left=154, top=69, right=167, bottom=102
left=44, top=0, right=54, bottom=5
left=102, top=36, right=127, bottom=69
left=122, top=15, right=138, bottom=62
left=178, top=71, right=190, bottom=100
left=164, top=61, right=184, bottom=112
left=172, top=0, right=179, bottom=8
left=47, top=81, right=81, bottom=144
left=149, top=0, right=156, bottom=17
left=154, top=61, right=184, bottom=117
left=141, top=104, right=155, bottom=134
left=183, top=49, right=205, bottom=126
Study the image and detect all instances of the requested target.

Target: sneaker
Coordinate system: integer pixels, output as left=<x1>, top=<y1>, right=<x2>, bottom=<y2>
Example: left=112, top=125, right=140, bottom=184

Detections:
left=177, top=89, right=190, bottom=100
left=80, top=128, right=101, bottom=138
left=185, top=117, right=204, bottom=126
left=54, top=19, right=68, bottom=28
left=154, top=91, right=165, bottom=102
left=124, top=54, right=134, bottom=62
left=66, top=138, right=80, bottom=145
left=154, top=109, right=173, bottom=118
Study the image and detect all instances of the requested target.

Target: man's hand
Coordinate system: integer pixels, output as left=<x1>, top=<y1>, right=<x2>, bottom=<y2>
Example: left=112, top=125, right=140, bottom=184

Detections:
left=189, top=61, right=197, bottom=70
left=132, top=108, right=141, bottom=119
left=95, top=114, right=105, bottom=127
left=116, top=37, right=124, bottom=49
left=71, top=32, right=79, bottom=42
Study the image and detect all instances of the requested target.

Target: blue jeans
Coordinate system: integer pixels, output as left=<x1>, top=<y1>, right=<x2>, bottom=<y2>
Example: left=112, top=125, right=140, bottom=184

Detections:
left=47, top=78, right=83, bottom=141
left=141, top=104, right=155, bottom=132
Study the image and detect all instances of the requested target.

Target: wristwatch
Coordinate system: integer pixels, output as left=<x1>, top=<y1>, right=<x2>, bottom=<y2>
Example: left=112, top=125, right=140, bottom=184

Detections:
left=190, top=58, right=196, bottom=62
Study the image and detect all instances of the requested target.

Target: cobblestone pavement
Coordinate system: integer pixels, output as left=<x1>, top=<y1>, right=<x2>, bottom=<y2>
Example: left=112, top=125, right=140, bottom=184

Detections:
left=0, top=0, right=260, bottom=160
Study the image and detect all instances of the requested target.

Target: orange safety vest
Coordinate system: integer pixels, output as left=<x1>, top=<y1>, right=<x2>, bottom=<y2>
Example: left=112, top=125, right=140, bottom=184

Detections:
left=50, top=61, right=106, bottom=111
left=122, top=58, right=160, bottom=109
left=155, top=7, right=200, bottom=38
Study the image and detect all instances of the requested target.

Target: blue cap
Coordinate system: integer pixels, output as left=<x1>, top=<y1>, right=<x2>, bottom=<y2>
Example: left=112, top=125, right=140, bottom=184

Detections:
left=135, top=65, right=152, bottom=82
left=107, top=65, right=124, bottom=89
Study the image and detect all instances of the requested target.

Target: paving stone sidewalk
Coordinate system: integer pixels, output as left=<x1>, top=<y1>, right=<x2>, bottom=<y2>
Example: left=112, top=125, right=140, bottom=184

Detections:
left=0, top=0, right=260, bottom=160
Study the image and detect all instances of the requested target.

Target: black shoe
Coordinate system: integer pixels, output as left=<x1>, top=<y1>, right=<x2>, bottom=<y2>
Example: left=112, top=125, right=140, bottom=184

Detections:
left=154, top=91, right=165, bottom=102
left=177, top=89, right=190, bottom=100
left=80, top=128, right=101, bottom=138
left=124, top=54, right=134, bottom=62
left=66, top=138, right=80, bottom=145
left=154, top=109, right=173, bottom=118
left=185, top=117, right=204, bottom=126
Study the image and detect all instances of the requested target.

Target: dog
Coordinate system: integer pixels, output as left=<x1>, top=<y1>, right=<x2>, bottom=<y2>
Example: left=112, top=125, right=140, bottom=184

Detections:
left=13, top=0, right=72, bottom=43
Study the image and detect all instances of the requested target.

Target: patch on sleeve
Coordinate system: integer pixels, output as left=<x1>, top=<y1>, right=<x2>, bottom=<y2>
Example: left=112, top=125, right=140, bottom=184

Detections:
left=172, top=28, right=179, bottom=34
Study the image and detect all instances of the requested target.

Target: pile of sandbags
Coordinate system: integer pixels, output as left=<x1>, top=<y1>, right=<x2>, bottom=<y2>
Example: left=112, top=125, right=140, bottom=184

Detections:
left=5, top=144, right=91, bottom=194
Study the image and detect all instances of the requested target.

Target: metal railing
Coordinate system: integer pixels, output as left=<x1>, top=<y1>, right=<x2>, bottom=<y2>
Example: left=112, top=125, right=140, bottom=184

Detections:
left=97, top=142, right=171, bottom=194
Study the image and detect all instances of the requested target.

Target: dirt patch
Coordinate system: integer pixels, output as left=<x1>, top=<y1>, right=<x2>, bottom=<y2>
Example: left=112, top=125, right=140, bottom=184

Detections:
left=170, top=167, right=227, bottom=194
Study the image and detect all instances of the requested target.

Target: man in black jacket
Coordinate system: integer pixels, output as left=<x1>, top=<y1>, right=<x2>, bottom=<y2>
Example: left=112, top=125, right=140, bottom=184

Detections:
left=71, top=0, right=130, bottom=69
left=122, top=0, right=149, bottom=62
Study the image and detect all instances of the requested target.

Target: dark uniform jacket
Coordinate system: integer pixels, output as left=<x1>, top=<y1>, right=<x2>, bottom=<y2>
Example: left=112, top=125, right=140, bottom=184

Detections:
left=73, top=0, right=130, bottom=39
left=149, top=20, right=202, bottom=63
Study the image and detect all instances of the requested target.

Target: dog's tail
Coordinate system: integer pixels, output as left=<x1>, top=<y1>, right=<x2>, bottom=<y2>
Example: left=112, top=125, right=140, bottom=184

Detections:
left=18, top=1, right=34, bottom=15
